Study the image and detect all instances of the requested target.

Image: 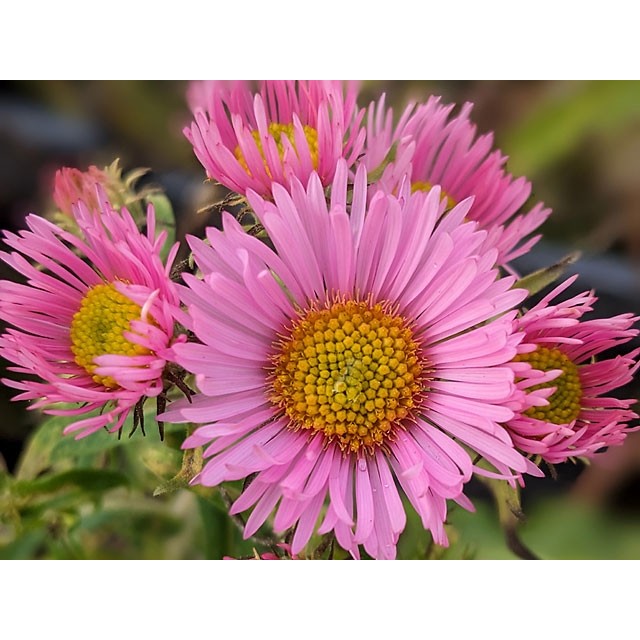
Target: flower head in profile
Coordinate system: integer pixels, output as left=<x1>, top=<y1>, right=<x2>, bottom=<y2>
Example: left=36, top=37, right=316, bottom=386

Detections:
left=163, top=161, right=540, bottom=560
left=53, top=165, right=111, bottom=216
left=51, top=160, right=152, bottom=232
left=507, top=276, right=639, bottom=463
left=0, top=188, right=184, bottom=438
left=363, top=94, right=551, bottom=267
left=185, top=80, right=365, bottom=198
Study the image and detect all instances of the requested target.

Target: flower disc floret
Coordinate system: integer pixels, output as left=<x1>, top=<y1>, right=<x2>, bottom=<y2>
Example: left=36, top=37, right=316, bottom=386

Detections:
left=70, top=283, right=150, bottom=388
left=271, top=300, right=424, bottom=453
left=0, top=187, right=184, bottom=438
left=235, top=123, right=319, bottom=177
left=163, top=162, right=538, bottom=560
left=506, top=276, right=639, bottom=462
left=514, top=346, right=582, bottom=425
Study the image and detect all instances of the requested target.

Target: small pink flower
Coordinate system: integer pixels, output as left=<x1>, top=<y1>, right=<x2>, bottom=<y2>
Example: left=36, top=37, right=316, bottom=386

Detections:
left=162, top=161, right=540, bottom=560
left=363, top=94, right=551, bottom=267
left=185, top=80, right=365, bottom=199
left=507, top=276, right=639, bottom=463
left=53, top=166, right=110, bottom=216
left=0, top=188, right=184, bottom=438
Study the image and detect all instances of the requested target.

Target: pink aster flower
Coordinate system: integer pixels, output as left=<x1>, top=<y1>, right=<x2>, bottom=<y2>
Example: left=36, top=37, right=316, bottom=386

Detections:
left=163, top=160, right=540, bottom=560
left=184, top=80, right=365, bottom=198
left=53, top=165, right=111, bottom=216
left=507, top=276, right=639, bottom=463
left=363, top=94, right=551, bottom=267
left=0, top=188, right=184, bottom=438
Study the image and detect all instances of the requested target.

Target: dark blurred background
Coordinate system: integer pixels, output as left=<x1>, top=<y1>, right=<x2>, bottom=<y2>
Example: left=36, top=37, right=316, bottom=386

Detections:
left=0, top=80, right=638, bottom=558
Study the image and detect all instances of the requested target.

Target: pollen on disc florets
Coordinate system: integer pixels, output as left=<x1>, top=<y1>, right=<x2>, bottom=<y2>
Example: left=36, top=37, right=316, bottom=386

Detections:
left=235, top=122, right=319, bottom=177
left=515, top=346, right=583, bottom=425
left=411, top=181, right=456, bottom=210
left=70, top=283, right=150, bottom=388
left=270, top=299, right=426, bottom=454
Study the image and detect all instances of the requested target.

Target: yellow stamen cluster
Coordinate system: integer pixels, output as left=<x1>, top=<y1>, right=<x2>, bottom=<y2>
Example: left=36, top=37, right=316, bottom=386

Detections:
left=271, top=300, right=425, bottom=453
left=515, top=346, right=583, bottom=425
left=235, top=122, right=319, bottom=177
left=70, top=283, right=149, bottom=388
left=411, top=181, right=456, bottom=210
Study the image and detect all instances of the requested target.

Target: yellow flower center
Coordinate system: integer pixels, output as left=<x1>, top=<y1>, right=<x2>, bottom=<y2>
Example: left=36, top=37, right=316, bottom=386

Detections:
left=70, top=283, right=150, bottom=388
left=515, top=346, right=583, bottom=425
left=270, top=300, right=426, bottom=453
left=411, top=181, right=456, bottom=210
left=234, top=122, right=319, bottom=178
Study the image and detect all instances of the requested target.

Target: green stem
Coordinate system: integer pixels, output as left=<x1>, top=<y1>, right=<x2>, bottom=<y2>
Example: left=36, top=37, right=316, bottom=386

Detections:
left=477, top=460, right=540, bottom=560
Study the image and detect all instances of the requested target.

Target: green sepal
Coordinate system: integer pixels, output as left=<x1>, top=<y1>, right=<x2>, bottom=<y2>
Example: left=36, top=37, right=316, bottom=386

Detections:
left=515, top=251, right=581, bottom=298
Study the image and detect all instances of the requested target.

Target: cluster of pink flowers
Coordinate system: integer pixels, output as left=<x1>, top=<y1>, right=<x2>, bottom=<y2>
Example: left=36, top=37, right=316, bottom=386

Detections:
left=0, top=81, right=637, bottom=559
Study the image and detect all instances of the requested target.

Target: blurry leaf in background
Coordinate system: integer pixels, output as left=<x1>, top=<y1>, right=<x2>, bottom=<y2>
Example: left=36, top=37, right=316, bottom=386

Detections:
left=504, top=81, right=640, bottom=178
left=146, top=192, right=177, bottom=261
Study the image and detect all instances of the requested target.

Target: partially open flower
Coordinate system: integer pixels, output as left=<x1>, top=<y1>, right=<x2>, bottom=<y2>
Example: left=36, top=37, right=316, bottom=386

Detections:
left=507, top=276, right=639, bottom=463
left=0, top=188, right=184, bottom=438
left=52, top=160, right=151, bottom=229
left=363, top=95, right=551, bottom=267
left=53, top=165, right=111, bottom=216
left=185, top=80, right=365, bottom=199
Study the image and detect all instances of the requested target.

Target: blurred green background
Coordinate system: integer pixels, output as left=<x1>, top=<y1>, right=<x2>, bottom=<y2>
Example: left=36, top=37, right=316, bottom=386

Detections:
left=0, top=80, right=638, bottom=559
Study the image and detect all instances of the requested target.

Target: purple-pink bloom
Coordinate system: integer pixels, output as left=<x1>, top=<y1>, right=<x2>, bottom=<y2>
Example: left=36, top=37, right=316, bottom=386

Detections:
left=363, top=94, right=551, bottom=267
left=53, top=165, right=111, bottom=216
left=163, top=160, right=540, bottom=559
left=185, top=80, right=365, bottom=199
left=0, top=189, right=184, bottom=438
left=507, top=276, right=639, bottom=463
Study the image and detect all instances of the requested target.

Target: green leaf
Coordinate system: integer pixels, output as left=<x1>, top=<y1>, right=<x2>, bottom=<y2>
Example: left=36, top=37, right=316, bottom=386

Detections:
left=153, top=447, right=203, bottom=496
left=16, top=406, right=155, bottom=479
left=13, top=469, right=129, bottom=497
left=0, top=470, right=8, bottom=491
left=15, top=414, right=68, bottom=481
left=196, top=494, right=233, bottom=559
left=48, top=402, right=161, bottom=464
left=49, top=425, right=129, bottom=464
left=477, top=469, right=539, bottom=560
left=515, top=251, right=581, bottom=297
left=146, top=193, right=176, bottom=261
left=71, top=506, right=184, bottom=559
left=0, top=529, right=48, bottom=559
left=446, top=501, right=517, bottom=559
left=503, top=81, right=640, bottom=177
